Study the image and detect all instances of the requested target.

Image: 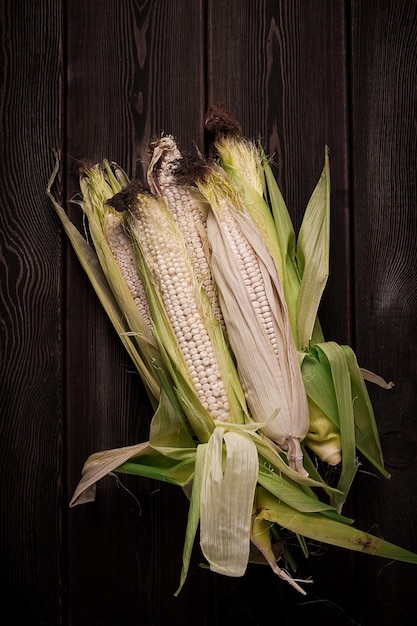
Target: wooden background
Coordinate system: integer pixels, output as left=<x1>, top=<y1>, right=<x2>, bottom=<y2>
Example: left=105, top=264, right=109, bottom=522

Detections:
left=1, top=1, right=417, bottom=624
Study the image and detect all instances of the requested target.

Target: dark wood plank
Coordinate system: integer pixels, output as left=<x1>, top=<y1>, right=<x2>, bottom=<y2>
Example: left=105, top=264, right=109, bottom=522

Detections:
left=207, top=0, right=352, bottom=346
left=6, top=1, right=417, bottom=624
left=65, top=2, right=207, bottom=624
left=0, top=1, right=65, bottom=623
left=207, top=2, right=357, bottom=622
left=350, top=1, right=417, bottom=624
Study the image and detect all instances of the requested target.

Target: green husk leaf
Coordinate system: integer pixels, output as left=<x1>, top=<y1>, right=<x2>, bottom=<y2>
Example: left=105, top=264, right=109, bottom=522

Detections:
left=315, top=342, right=359, bottom=512
left=301, top=344, right=390, bottom=481
left=199, top=428, right=259, bottom=577
left=260, top=146, right=300, bottom=341
left=46, top=162, right=160, bottom=404
left=341, top=345, right=390, bottom=478
left=150, top=366, right=197, bottom=457
left=257, top=487, right=417, bottom=564
left=257, top=464, right=337, bottom=514
left=301, top=349, right=340, bottom=428
left=175, top=443, right=207, bottom=595
left=117, top=451, right=195, bottom=486
left=253, top=432, right=342, bottom=497
left=296, top=149, right=330, bottom=350
left=69, top=441, right=152, bottom=506
left=259, top=146, right=297, bottom=283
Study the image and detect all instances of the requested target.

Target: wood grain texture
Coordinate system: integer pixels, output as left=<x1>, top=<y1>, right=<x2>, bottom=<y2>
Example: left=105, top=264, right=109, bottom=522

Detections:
left=65, top=1, right=206, bottom=624
left=350, top=1, right=417, bottom=624
left=207, top=0, right=352, bottom=345
left=207, top=2, right=357, bottom=622
left=0, top=1, right=64, bottom=623
left=2, top=0, right=417, bottom=624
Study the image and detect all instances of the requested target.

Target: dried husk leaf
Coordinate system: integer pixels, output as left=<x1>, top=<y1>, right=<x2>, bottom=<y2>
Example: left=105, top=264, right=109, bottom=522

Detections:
left=199, top=428, right=259, bottom=576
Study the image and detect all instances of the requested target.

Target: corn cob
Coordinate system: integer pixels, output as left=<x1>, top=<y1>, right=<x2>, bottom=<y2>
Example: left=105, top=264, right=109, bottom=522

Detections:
left=205, top=105, right=342, bottom=467
left=77, top=162, right=161, bottom=402
left=146, top=135, right=225, bottom=330
left=179, top=160, right=310, bottom=474
left=205, top=103, right=264, bottom=196
left=104, top=211, right=153, bottom=334
left=109, top=182, right=248, bottom=442
left=205, top=105, right=292, bottom=306
left=303, top=396, right=342, bottom=465
left=80, top=164, right=155, bottom=342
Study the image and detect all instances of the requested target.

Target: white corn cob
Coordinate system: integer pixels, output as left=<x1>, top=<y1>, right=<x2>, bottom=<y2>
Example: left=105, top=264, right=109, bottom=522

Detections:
left=195, top=166, right=310, bottom=474
left=121, top=185, right=247, bottom=437
left=147, top=136, right=225, bottom=329
left=77, top=163, right=161, bottom=404
left=104, top=212, right=153, bottom=334
left=205, top=106, right=343, bottom=467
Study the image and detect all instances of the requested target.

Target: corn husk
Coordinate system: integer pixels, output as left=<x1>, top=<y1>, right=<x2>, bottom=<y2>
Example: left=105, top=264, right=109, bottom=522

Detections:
left=47, top=107, right=414, bottom=598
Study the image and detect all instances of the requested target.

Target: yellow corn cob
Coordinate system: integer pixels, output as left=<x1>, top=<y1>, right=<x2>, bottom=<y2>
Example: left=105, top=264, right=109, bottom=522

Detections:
left=110, top=182, right=247, bottom=442
left=187, top=163, right=310, bottom=474
left=147, top=135, right=225, bottom=330
left=304, top=396, right=342, bottom=465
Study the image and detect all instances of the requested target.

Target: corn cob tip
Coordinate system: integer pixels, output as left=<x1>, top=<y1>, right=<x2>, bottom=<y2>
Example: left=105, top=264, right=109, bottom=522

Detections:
left=146, top=139, right=227, bottom=334
left=147, top=134, right=182, bottom=168
left=146, top=132, right=213, bottom=190
left=325, top=451, right=342, bottom=466
left=307, top=443, right=341, bottom=466
left=148, top=133, right=177, bottom=151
